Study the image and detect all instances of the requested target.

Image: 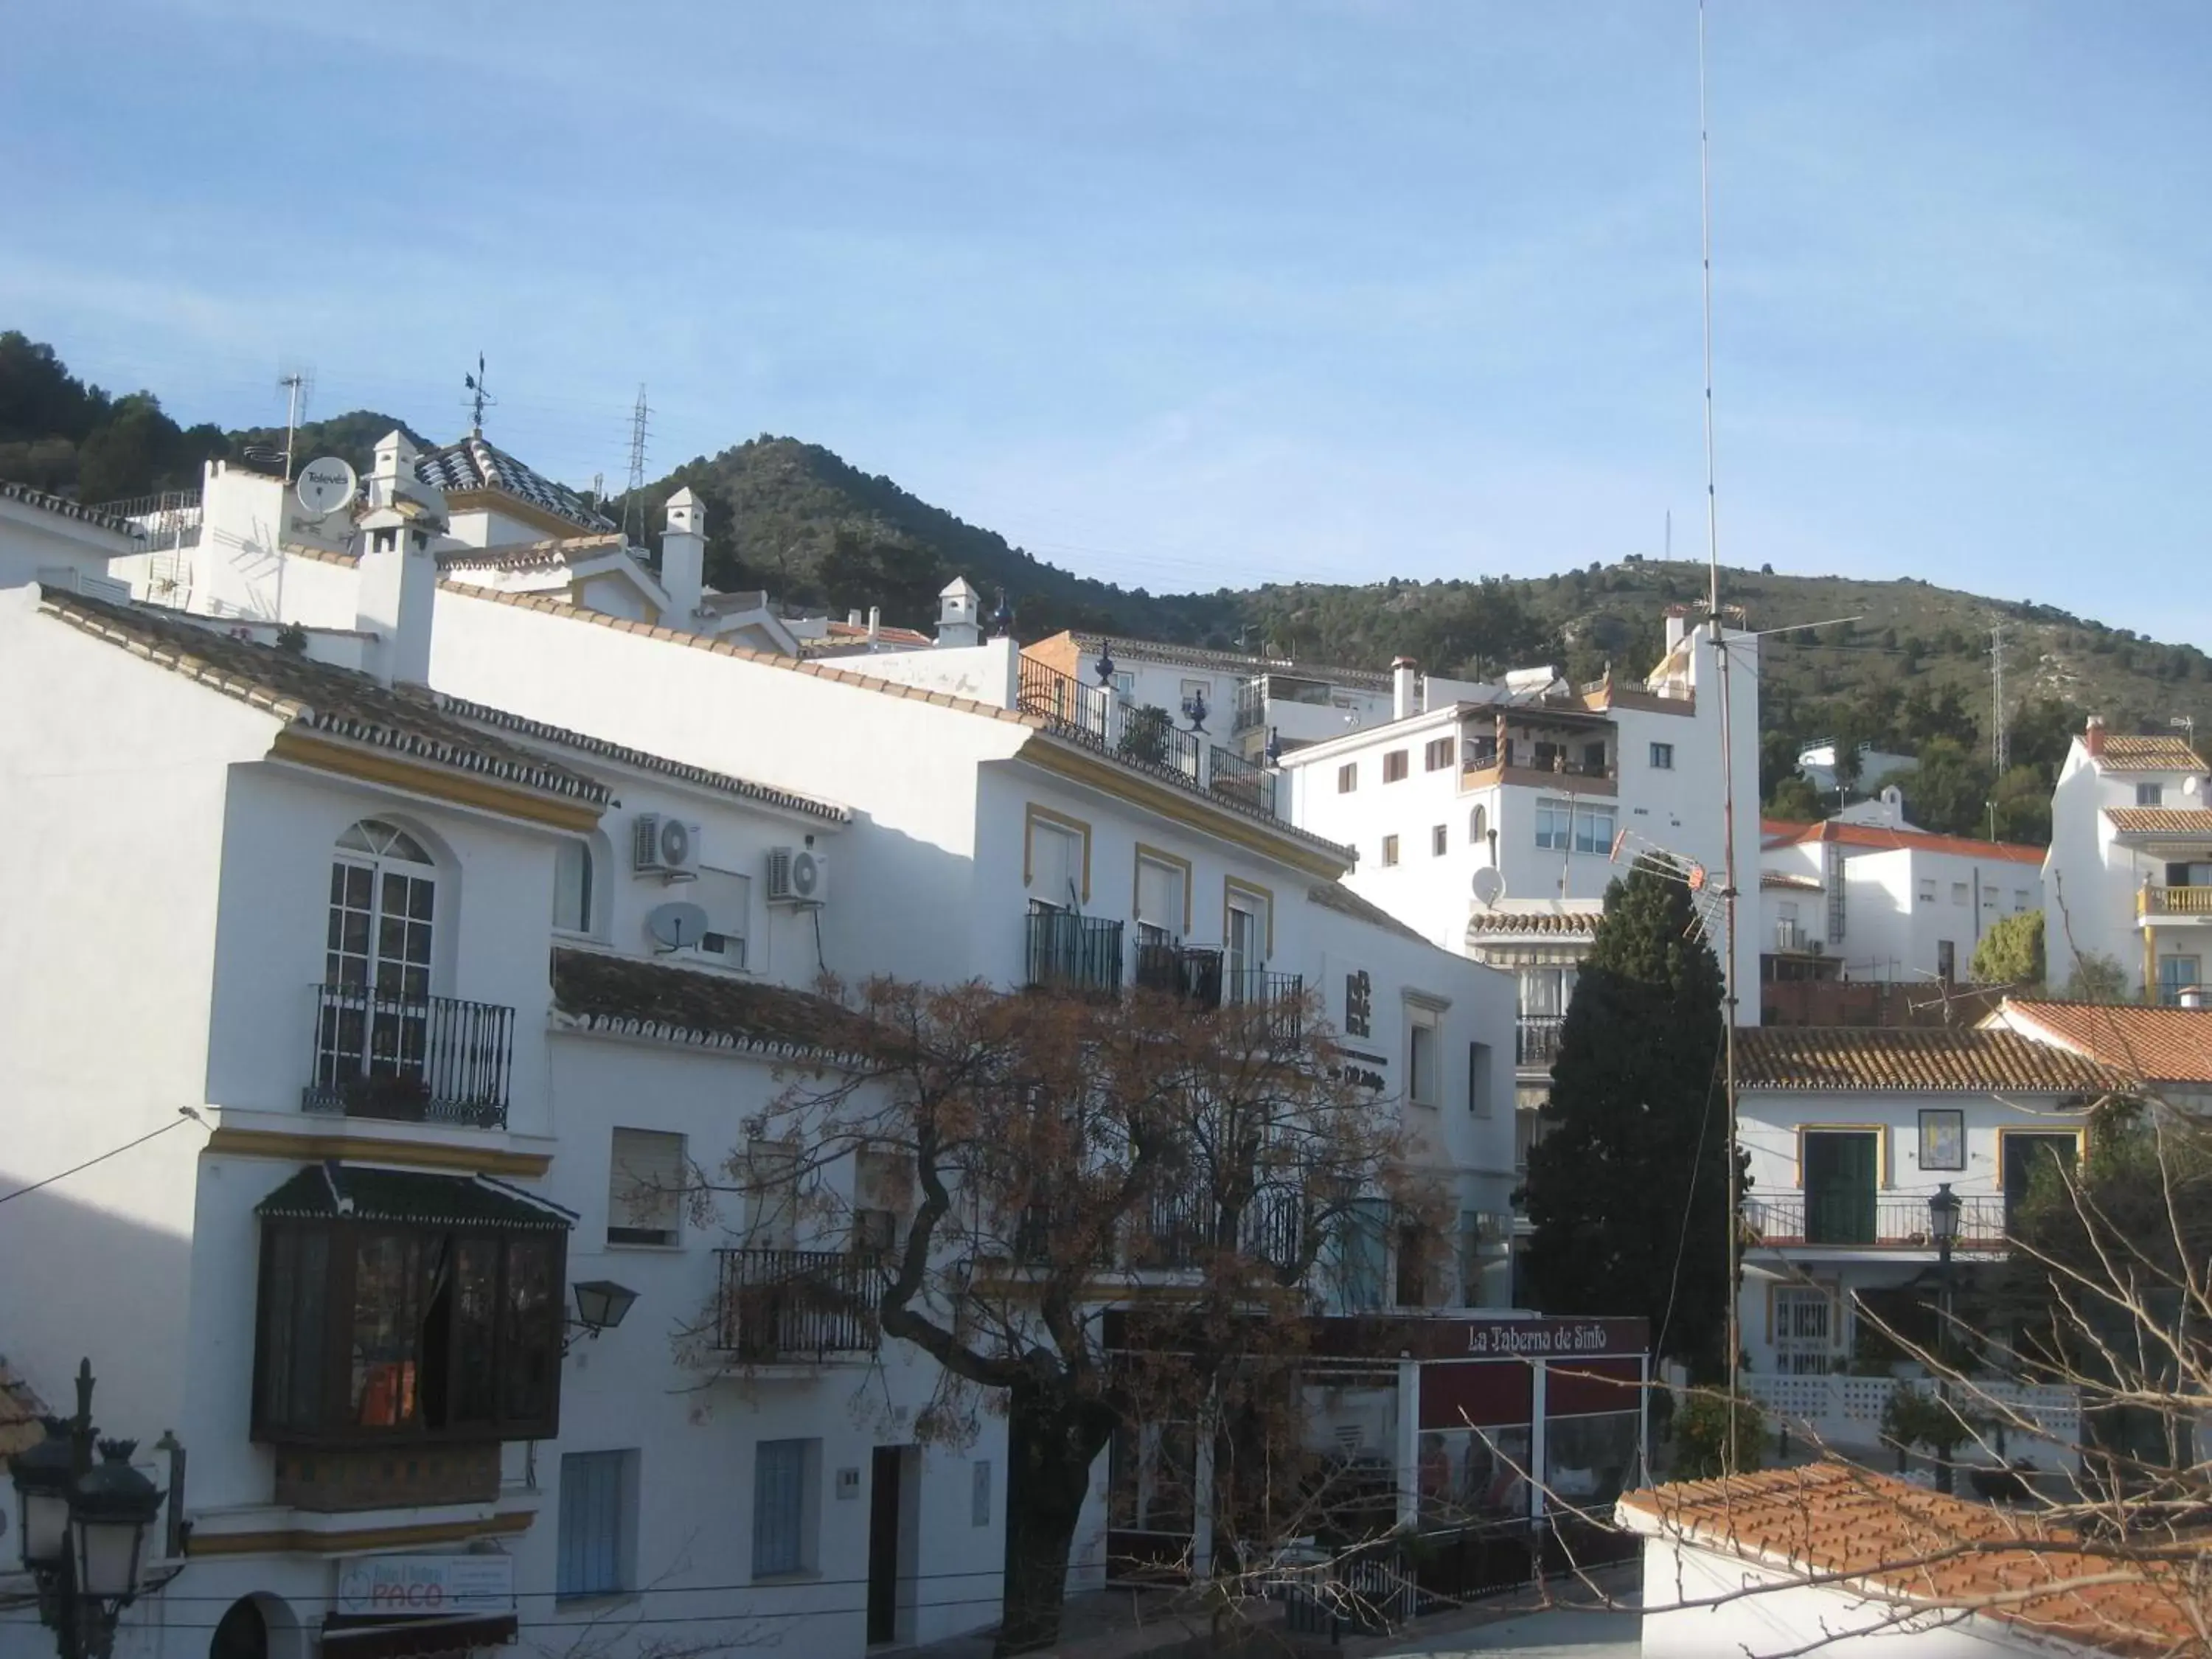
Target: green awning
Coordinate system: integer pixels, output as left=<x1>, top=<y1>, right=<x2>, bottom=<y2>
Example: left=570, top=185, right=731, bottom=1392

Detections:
left=256, top=1164, right=574, bottom=1231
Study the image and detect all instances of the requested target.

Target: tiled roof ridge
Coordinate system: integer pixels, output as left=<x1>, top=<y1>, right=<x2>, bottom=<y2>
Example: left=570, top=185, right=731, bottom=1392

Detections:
left=1060, top=629, right=1394, bottom=689
left=2104, top=807, right=2212, bottom=834
left=1762, top=817, right=2047, bottom=865
left=414, top=434, right=614, bottom=532
left=37, top=586, right=608, bottom=809
left=433, top=693, right=850, bottom=823
left=438, top=532, right=630, bottom=572
left=2093, top=734, right=2208, bottom=772
left=442, top=584, right=1357, bottom=862
left=2, top=479, right=145, bottom=539
left=1996, top=998, right=2212, bottom=1086
left=549, top=947, right=872, bottom=1063
left=1735, top=1024, right=2121, bottom=1093
left=1621, top=1461, right=2197, bottom=1658
left=279, top=540, right=361, bottom=568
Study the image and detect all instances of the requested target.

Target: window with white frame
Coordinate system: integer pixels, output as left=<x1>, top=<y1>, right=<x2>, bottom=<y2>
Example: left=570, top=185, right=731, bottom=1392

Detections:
left=1225, top=888, right=1270, bottom=987
left=1431, top=824, right=1447, bottom=857
left=553, top=839, right=594, bottom=933
left=1951, top=882, right=1969, bottom=906
left=2138, top=782, right=2165, bottom=807
left=1382, top=750, right=1410, bottom=783
left=1773, top=1288, right=1836, bottom=1377
left=1135, top=854, right=1186, bottom=938
left=1573, top=804, right=1617, bottom=855
left=697, top=866, right=751, bottom=967
left=557, top=1450, right=637, bottom=1600
left=1381, top=834, right=1400, bottom=867
left=1338, top=763, right=1357, bottom=794
left=1535, top=799, right=1571, bottom=850
left=2014, top=888, right=2030, bottom=912
left=1027, top=815, right=1085, bottom=911
left=1408, top=1015, right=1440, bottom=1107
left=608, top=1128, right=685, bottom=1246
left=1424, top=737, right=1454, bottom=772
left=1112, top=671, right=1136, bottom=701
left=745, top=1139, right=800, bottom=1249
left=751, top=1439, right=820, bottom=1578
left=854, top=1145, right=913, bottom=1255
left=1649, top=742, right=1674, bottom=770
left=1918, top=879, right=1936, bottom=904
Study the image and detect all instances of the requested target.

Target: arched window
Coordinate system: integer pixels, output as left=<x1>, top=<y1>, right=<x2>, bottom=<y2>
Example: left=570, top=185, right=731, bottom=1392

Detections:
left=1470, top=805, right=1489, bottom=846
left=316, top=821, right=437, bottom=1105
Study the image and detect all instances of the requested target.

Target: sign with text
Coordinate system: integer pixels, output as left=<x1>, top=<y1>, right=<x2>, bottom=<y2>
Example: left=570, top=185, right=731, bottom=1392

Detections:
left=1314, top=1313, right=1647, bottom=1363
left=335, top=1555, right=513, bottom=1618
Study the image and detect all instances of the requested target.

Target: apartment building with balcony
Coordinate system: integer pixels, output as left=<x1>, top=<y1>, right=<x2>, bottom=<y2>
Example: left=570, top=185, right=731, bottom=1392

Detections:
left=2044, top=720, right=2212, bottom=1001
left=1758, top=806, right=2045, bottom=1015
left=1730, top=1027, right=2115, bottom=1388
left=0, top=579, right=1017, bottom=1659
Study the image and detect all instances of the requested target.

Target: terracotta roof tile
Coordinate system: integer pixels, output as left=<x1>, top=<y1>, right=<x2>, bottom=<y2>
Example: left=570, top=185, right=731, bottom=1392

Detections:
left=1734, top=1026, right=2120, bottom=1093
left=0, top=1354, right=49, bottom=1465
left=1761, top=818, right=2046, bottom=866
left=414, top=435, right=613, bottom=532
left=1992, top=999, right=2212, bottom=1087
left=2105, top=807, right=2212, bottom=835
left=1467, top=910, right=1603, bottom=939
left=1619, top=1461, right=2202, bottom=1658
left=2094, top=735, right=2207, bottom=772
left=40, top=586, right=609, bottom=810
left=431, top=695, right=849, bottom=823
left=550, top=948, right=871, bottom=1057
left=5, top=479, right=145, bottom=539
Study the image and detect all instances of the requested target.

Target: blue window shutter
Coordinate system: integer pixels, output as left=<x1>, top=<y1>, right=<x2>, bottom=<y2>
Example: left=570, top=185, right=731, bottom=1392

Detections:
left=753, top=1441, right=806, bottom=1576
left=558, top=1451, right=625, bottom=1598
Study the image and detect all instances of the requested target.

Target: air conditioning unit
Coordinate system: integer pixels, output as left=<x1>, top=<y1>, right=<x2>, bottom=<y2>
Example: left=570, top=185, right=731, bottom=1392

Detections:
left=766, top=846, right=829, bottom=906
left=632, top=814, right=700, bottom=880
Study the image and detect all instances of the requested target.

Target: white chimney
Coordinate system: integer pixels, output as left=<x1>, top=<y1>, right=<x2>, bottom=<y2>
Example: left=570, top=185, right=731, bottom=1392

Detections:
left=1391, top=656, right=1419, bottom=720
left=2180, top=984, right=2206, bottom=1009
left=937, top=577, right=982, bottom=648
left=356, top=431, right=438, bottom=685
left=661, top=488, right=706, bottom=624
left=867, top=605, right=881, bottom=643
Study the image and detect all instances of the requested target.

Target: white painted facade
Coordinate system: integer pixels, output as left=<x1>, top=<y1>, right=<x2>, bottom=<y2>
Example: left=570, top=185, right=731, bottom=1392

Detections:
left=2043, top=723, right=2212, bottom=1000
left=1759, top=821, right=2045, bottom=993
left=2, top=467, right=1521, bottom=1659
left=0, top=480, right=143, bottom=596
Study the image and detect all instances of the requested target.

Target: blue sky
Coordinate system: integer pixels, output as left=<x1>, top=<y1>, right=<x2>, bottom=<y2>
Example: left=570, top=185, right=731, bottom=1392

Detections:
left=5, top=1, right=2207, bottom=636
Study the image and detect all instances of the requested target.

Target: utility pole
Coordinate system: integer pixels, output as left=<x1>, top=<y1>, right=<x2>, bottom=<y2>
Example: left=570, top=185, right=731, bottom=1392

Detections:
left=623, top=384, right=651, bottom=544
left=1991, top=625, right=2008, bottom=773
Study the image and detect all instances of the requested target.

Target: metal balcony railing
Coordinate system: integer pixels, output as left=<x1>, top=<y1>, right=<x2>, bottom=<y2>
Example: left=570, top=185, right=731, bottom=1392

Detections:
left=1208, top=745, right=1278, bottom=815
left=89, top=488, right=203, bottom=548
left=1134, top=942, right=1225, bottom=1005
left=1128, top=1186, right=1308, bottom=1271
left=304, top=982, right=515, bottom=1127
left=1016, top=658, right=1287, bottom=820
left=714, top=1248, right=882, bottom=1360
left=1515, top=1015, right=1565, bottom=1068
left=1224, top=970, right=1304, bottom=1042
left=1026, top=905, right=1125, bottom=996
left=1742, top=1192, right=2011, bottom=1250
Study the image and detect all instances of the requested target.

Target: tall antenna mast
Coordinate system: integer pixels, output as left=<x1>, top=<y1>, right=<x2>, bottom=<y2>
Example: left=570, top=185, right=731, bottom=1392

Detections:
left=1991, top=625, right=2009, bottom=773
left=465, top=354, right=495, bottom=435
left=277, top=367, right=312, bottom=484
left=1697, top=0, right=1745, bottom=1453
left=623, top=384, right=651, bottom=543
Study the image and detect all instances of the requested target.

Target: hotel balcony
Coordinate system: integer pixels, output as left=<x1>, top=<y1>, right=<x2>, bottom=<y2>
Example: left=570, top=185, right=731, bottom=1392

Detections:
left=1016, top=658, right=1284, bottom=820
left=304, top=982, right=515, bottom=1128
left=1458, top=708, right=1618, bottom=796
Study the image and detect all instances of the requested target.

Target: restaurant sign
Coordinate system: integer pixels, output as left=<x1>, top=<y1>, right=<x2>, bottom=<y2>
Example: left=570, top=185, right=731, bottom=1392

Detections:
left=335, top=1554, right=514, bottom=1618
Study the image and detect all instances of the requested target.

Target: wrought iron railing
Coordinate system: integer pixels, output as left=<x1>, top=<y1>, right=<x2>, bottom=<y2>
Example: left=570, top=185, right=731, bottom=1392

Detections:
left=1224, top=970, right=1304, bottom=1041
left=1134, top=942, right=1225, bottom=1005
left=1026, top=905, right=1125, bottom=995
left=1515, top=1015, right=1565, bottom=1068
left=1124, top=1185, right=1309, bottom=1272
left=714, top=1248, right=881, bottom=1360
left=1208, top=745, right=1277, bottom=815
left=89, top=488, right=203, bottom=547
left=1742, top=1192, right=2010, bottom=1250
left=304, top=983, right=514, bottom=1127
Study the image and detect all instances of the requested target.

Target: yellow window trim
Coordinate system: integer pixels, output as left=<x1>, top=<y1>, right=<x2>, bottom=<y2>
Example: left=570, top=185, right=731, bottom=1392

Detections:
left=1224, top=876, right=1276, bottom=957
left=1133, top=843, right=1194, bottom=933
left=1994, top=1124, right=2087, bottom=1167
left=1791, top=1123, right=1892, bottom=1190
left=1024, top=802, right=1093, bottom=903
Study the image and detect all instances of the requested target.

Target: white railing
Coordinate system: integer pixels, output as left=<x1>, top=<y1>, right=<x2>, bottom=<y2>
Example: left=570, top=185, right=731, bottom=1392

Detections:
left=1743, top=1372, right=2079, bottom=1457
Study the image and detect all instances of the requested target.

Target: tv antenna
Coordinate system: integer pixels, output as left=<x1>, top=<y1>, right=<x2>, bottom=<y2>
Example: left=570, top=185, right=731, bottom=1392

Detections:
left=1698, top=0, right=1747, bottom=1441
left=464, top=354, right=495, bottom=434
left=276, top=364, right=313, bottom=483
left=623, top=384, right=651, bottom=542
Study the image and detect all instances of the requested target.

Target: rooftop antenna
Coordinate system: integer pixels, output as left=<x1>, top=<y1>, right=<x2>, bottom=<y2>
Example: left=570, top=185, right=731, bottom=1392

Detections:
left=1698, top=0, right=1747, bottom=1449
left=464, top=353, right=495, bottom=435
left=276, top=365, right=313, bottom=484
left=622, top=383, right=650, bottom=543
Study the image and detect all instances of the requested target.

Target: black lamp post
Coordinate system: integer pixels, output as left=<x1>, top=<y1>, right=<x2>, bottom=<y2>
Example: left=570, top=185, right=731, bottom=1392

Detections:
left=9, top=1360, right=166, bottom=1659
left=563, top=1279, right=639, bottom=1353
left=1927, top=1183, right=1963, bottom=1494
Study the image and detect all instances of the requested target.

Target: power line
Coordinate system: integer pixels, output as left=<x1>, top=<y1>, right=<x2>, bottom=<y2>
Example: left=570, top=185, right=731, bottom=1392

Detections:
left=0, top=1109, right=203, bottom=1207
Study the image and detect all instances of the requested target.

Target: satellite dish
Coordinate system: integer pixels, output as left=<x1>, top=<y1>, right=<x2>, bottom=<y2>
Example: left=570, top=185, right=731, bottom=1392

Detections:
left=2186, top=775, right=2201, bottom=798
left=1472, top=867, right=1506, bottom=907
left=296, top=457, right=358, bottom=517
left=645, top=901, right=711, bottom=950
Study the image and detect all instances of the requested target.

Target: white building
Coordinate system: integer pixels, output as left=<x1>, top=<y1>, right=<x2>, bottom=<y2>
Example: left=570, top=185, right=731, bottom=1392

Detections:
left=0, top=477, right=143, bottom=597
left=1624, top=1461, right=2182, bottom=1658
left=1795, top=739, right=1916, bottom=800
left=1, top=435, right=1520, bottom=1659
left=1759, top=813, right=2046, bottom=1003
left=1730, top=1026, right=2111, bottom=1458
left=2043, top=719, right=2212, bottom=1002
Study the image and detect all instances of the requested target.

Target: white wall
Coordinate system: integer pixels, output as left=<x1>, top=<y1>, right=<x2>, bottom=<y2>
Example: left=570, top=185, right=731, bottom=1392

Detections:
left=1638, top=1535, right=2049, bottom=1658
left=0, top=493, right=139, bottom=589
left=838, top=637, right=1019, bottom=707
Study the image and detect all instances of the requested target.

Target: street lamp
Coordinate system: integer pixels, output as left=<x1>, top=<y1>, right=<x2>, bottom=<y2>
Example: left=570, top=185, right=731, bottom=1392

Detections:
left=563, top=1280, right=639, bottom=1352
left=7, top=1360, right=166, bottom=1659
left=1928, top=1184, right=1963, bottom=1495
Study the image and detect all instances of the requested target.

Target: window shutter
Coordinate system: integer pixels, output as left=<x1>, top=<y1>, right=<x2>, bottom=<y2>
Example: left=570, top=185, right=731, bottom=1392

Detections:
left=558, top=1450, right=626, bottom=1598
left=1031, top=822, right=1081, bottom=908
left=753, top=1440, right=807, bottom=1576
left=609, top=1129, right=684, bottom=1244
left=1135, top=859, right=1183, bottom=931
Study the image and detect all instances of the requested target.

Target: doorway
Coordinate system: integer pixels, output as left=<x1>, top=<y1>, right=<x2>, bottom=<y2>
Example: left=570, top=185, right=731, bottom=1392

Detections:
left=866, top=1446, right=919, bottom=1646
left=2003, top=1133, right=2078, bottom=1231
left=1803, top=1131, right=1878, bottom=1245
